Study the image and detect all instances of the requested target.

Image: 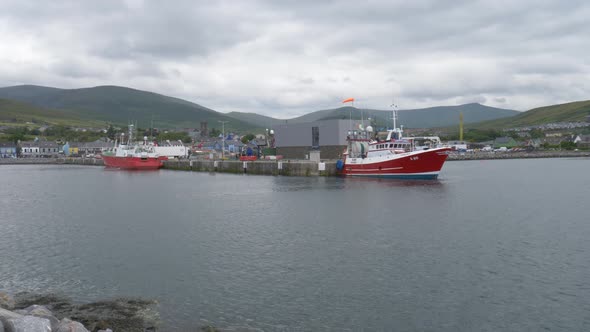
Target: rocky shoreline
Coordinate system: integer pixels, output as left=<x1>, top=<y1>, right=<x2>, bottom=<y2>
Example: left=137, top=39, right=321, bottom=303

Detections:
left=0, top=291, right=159, bottom=332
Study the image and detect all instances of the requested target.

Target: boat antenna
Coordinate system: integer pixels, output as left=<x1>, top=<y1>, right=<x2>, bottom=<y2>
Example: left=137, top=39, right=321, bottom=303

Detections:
left=150, top=114, right=154, bottom=141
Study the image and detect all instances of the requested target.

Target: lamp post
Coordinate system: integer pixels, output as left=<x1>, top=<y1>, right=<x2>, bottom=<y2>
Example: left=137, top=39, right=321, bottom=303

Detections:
left=218, top=120, right=228, bottom=159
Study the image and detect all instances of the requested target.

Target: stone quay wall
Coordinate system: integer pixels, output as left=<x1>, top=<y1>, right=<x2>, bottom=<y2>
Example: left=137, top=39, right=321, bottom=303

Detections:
left=447, top=150, right=590, bottom=161
left=164, top=159, right=339, bottom=177
left=0, top=157, right=105, bottom=166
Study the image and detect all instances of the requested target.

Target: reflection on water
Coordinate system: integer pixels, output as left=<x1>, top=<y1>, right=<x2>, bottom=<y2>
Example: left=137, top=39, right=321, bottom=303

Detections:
left=1, top=160, right=589, bottom=332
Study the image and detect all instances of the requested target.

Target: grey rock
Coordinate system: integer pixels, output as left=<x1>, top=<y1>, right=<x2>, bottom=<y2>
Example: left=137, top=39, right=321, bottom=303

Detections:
left=12, top=293, right=159, bottom=332
left=69, top=298, right=159, bottom=332
left=13, top=292, right=71, bottom=311
left=22, top=305, right=52, bottom=315
left=23, top=305, right=59, bottom=330
left=0, top=319, right=4, bottom=332
left=0, top=307, right=22, bottom=325
left=55, top=318, right=90, bottom=332
left=0, top=293, right=15, bottom=311
left=97, top=330, right=113, bottom=332
left=5, top=315, right=51, bottom=332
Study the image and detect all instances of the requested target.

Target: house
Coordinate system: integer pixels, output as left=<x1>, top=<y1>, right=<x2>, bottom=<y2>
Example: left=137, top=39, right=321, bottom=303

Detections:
left=576, top=134, right=590, bottom=148
left=38, top=141, right=60, bottom=157
left=19, top=141, right=40, bottom=157
left=446, top=140, right=468, bottom=151
left=63, top=142, right=82, bottom=156
left=0, top=142, right=17, bottom=158
left=525, top=139, right=542, bottom=149
left=79, top=140, right=114, bottom=155
left=543, top=136, right=564, bottom=145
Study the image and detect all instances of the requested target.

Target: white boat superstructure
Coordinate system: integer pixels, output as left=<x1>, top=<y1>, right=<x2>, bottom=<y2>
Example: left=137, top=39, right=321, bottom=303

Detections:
left=140, top=137, right=189, bottom=159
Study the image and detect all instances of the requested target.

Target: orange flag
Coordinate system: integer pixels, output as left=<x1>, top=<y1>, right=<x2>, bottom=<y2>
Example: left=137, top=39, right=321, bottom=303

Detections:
left=342, top=97, right=355, bottom=103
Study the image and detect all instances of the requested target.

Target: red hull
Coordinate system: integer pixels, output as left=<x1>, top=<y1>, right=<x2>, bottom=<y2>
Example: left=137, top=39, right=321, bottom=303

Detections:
left=340, top=148, right=451, bottom=179
left=103, top=155, right=167, bottom=170
left=239, top=156, right=258, bottom=161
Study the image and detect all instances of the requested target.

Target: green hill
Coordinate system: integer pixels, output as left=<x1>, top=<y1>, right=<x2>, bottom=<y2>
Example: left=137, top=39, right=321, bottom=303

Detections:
left=0, top=98, right=105, bottom=127
left=471, top=100, right=590, bottom=129
left=287, top=103, right=518, bottom=128
left=13, top=84, right=581, bottom=133
left=0, top=85, right=259, bottom=132
left=225, top=111, right=278, bottom=128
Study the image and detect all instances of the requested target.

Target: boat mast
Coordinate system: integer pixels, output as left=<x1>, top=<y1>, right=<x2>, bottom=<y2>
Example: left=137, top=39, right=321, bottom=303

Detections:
left=390, top=103, right=398, bottom=130
left=128, top=123, right=134, bottom=145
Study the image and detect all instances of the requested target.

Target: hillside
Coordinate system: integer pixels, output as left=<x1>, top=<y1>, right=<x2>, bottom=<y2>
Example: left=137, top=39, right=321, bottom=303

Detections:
left=0, top=98, right=105, bottom=127
left=225, top=111, right=277, bottom=128
left=9, top=84, right=571, bottom=133
left=0, top=85, right=259, bottom=131
left=471, top=100, right=590, bottom=129
left=288, top=103, right=518, bottom=128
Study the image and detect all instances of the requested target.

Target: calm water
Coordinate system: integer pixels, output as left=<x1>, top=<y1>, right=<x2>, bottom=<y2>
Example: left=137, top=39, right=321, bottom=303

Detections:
left=1, top=159, right=589, bottom=331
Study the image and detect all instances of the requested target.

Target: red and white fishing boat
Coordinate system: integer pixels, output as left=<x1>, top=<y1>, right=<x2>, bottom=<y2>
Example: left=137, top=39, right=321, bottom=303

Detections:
left=102, top=125, right=167, bottom=170
left=337, top=108, right=451, bottom=179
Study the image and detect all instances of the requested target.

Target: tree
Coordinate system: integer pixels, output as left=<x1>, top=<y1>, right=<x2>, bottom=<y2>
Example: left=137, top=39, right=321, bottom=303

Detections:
left=209, top=128, right=221, bottom=137
left=560, top=141, right=576, bottom=150
left=8, top=132, right=25, bottom=143
left=241, top=133, right=256, bottom=144
left=529, top=128, right=544, bottom=139
left=508, top=132, right=521, bottom=140
left=106, top=124, right=116, bottom=140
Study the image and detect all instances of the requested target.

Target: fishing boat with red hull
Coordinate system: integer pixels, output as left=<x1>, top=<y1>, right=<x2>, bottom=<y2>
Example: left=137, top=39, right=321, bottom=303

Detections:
left=337, top=106, right=451, bottom=179
left=102, top=124, right=167, bottom=170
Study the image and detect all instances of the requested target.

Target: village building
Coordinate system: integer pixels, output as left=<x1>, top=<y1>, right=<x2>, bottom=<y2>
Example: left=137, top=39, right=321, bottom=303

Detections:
left=38, top=141, right=60, bottom=157
left=0, top=142, right=17, bottom=158
left=79, top=140, right=114, bottom=156
left=274, top=119, right=362, bottom=159
left=19, top=141, right=40, bottom=157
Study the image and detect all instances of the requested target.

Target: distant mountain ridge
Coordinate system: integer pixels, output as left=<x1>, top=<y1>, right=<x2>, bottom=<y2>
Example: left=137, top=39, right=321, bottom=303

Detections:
left=0, top=85, right=257, bottom=131
left=226, top=103, right=519, bottom=129
left=0, top=84, right=527, bottom=131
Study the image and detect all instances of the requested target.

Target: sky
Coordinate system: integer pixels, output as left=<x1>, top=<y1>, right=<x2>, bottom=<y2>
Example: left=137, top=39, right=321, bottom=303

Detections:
left=0, top=0, right=589, bottom=118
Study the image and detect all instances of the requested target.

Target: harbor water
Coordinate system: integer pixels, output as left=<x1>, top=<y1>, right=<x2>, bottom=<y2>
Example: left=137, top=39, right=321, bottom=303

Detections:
left=1, top=159, right=589, bottom=331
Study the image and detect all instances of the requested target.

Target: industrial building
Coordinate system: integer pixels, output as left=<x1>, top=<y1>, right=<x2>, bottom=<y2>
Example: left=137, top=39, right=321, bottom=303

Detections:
left=274, top=119, right=363, bottom=160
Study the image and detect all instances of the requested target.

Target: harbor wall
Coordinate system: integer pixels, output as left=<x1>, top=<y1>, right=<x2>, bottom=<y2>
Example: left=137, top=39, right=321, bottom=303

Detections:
left=0, top=157, right=105, bottom=166
left=163, top=159, right=339, bottom=177
left=447, top=150, right=590, bottom=161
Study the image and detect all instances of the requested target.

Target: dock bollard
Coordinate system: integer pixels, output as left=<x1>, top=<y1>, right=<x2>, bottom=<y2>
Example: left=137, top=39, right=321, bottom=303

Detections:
left=243, top=161, right=248, bottom=173
left=214, top=160, right=218, bottom=171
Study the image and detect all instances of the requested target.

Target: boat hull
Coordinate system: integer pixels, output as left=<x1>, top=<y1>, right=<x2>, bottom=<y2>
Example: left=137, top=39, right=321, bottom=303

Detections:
left=340, top=147, right=451, bottom=179
left=103, top=155, right=167, bottom=170
left=239, top=156, right=258, bottom=161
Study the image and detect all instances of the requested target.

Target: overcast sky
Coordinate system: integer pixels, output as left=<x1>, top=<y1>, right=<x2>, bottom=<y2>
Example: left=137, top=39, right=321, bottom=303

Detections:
left=1, top=0, right=588, bottom=118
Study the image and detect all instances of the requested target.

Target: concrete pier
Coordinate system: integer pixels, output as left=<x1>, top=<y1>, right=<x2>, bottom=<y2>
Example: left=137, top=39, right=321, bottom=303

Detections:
left=0, top=157, right=105, bottom=166
left=447, top=150, right=590, bottom=161
left=163, top=159, right=338, bottom=177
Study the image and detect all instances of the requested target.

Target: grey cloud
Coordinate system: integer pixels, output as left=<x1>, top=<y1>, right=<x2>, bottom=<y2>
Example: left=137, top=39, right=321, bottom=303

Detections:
left=0, top=0, right=589, bottom=116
